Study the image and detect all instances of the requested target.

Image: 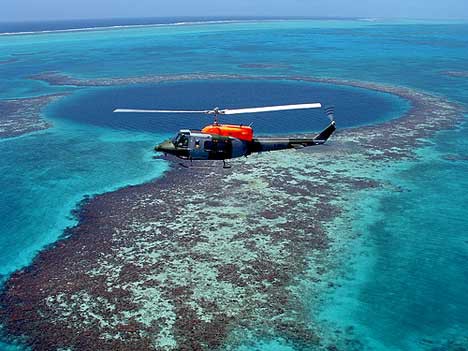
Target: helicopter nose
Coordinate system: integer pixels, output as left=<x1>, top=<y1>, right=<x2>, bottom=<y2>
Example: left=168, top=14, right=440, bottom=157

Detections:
left=155, top=140, right=175, bottom=153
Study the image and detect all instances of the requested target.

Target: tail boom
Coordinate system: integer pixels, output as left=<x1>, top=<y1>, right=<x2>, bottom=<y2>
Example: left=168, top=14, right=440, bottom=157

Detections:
left=248, top=121, right=336, bottom=153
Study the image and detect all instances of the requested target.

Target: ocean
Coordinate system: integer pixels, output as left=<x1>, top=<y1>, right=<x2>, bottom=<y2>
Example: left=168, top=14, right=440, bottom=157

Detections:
left=0, top=17, right=467, bottom=350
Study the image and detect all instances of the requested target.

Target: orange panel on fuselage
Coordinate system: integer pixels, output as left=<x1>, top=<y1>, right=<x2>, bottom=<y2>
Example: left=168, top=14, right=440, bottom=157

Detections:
left=201, top=124, right=253, bottom=141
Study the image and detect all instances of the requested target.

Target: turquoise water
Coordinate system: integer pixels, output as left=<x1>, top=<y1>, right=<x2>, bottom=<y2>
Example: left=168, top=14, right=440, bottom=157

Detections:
left=1, top=19, right=468, bottom=350
left=318, top=122, right=468, bottom=350
left=0, top=117, right=169, bottom=278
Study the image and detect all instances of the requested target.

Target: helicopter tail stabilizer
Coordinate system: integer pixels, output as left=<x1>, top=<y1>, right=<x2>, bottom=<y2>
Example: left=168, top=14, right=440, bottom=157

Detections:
left=313, top=120, right=336, bottom=144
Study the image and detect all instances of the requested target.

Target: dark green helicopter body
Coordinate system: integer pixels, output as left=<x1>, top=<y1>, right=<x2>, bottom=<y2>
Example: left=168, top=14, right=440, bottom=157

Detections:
left=155, top=120, right=336, bottom=161
left=114, top=103, right=336, bottom=166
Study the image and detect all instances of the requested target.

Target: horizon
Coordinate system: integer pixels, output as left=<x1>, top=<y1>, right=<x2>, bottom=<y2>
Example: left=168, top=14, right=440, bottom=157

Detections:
left=1, top=15, right=468, bottom=24
left=2, top=0, right=468, bottom=22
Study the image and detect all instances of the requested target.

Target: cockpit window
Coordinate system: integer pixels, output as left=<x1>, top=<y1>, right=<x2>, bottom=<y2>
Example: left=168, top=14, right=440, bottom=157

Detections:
left=173, top=133, right=189, bottom=148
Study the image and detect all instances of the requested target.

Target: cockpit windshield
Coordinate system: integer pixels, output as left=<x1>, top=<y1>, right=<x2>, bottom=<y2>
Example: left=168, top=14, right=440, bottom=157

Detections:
left=172, top=132, right=189, bottom=148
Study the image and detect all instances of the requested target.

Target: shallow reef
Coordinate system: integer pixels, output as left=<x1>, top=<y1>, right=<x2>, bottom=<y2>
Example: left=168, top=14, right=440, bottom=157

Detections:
left=0, top=76, right=464, bottom=350
left=29, top=71, right=238, bottom=87
left=0, top=94, right=65, bottom=138
left=442, top=70, right=468, bottom=78
left=238, top=63, right=290, bottom=70
left=0, top=58, right=19, bottom=65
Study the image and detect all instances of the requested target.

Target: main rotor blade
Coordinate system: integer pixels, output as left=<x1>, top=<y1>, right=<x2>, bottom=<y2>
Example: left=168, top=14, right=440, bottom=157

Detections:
left=114, top=103, right=322, bottom=115
left=220, top=103, right=322, bottom=115
left=113, top=108, right=208, bottom=113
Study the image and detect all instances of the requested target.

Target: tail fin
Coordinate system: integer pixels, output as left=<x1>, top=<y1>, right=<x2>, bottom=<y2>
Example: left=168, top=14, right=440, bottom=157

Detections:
left=313, top=106, right=336, bottom=143
left=314, top=120, right=336, bottom=143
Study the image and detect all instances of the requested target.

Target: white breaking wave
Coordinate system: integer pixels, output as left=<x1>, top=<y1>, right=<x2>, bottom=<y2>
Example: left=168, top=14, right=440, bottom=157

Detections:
left=358, top=18, right=380, bottom=22
left=0, top=19, right=245, bottom=37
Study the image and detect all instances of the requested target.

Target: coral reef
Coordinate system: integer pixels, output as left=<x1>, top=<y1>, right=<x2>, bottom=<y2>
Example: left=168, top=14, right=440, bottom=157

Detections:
left=442, top=70, right=468, bottom=78
left=0, top=94, right=65, bottom=138
left=0, top=76, right=464, bottom=350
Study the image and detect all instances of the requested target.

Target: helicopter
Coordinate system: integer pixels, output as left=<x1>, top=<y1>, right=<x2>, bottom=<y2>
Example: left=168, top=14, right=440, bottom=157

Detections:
left=113, top=103, right=336, bottom=168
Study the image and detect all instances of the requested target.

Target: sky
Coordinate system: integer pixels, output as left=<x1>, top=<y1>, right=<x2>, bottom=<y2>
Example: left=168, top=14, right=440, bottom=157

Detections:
left=1, top=0, right=467, bottom=22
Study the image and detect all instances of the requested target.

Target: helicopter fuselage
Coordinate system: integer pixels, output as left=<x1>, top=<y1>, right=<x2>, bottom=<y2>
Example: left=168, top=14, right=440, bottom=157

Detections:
left=155, top=121, right=336, bottom=161
left=114, top=102, right=336, bottom=164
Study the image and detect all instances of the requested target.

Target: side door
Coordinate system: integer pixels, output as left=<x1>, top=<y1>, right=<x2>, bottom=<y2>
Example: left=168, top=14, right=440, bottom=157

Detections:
left=203, top=137, right=232, bottom=160
left=189, top=135, right=210, bottom=160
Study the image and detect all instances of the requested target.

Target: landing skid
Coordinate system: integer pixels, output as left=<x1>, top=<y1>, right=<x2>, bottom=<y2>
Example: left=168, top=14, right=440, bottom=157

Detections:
left=176, top=160, right=232, bottom=169
left=178, top=162, right=190, bottom=168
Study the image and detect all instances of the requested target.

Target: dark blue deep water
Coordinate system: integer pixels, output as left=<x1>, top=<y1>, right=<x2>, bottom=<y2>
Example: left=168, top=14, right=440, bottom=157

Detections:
left=49, top=80, right=407, bottom=134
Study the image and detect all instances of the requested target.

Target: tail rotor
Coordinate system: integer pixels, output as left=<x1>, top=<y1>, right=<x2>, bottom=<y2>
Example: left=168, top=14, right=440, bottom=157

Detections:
left=325, top=106, right=335, bottom=122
